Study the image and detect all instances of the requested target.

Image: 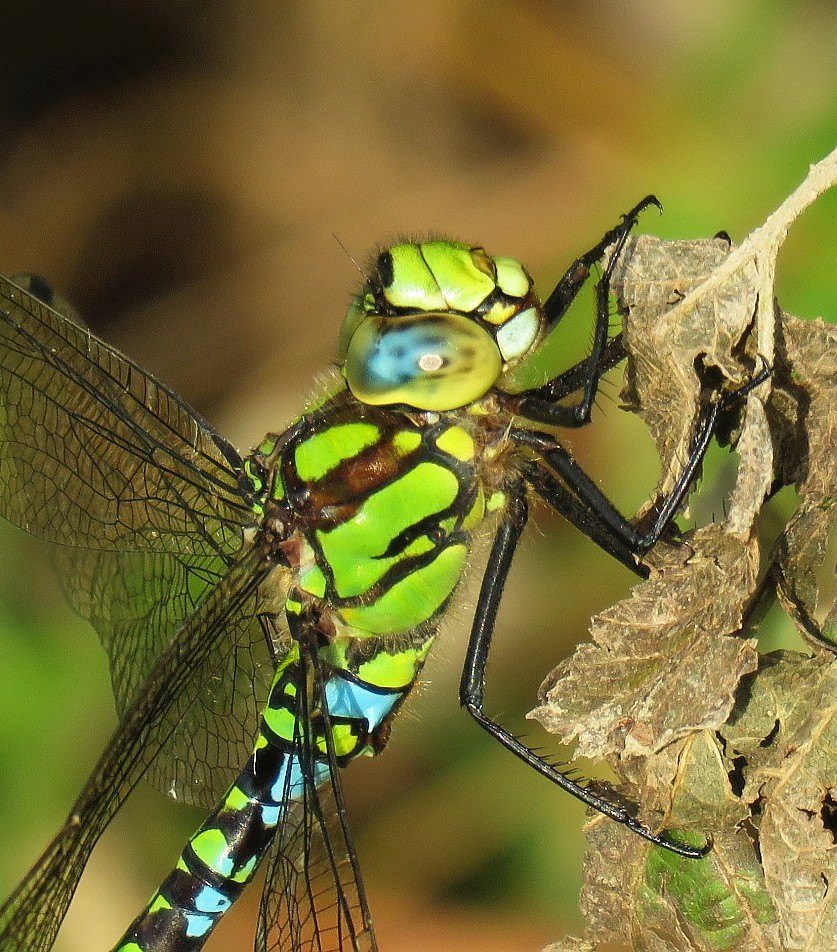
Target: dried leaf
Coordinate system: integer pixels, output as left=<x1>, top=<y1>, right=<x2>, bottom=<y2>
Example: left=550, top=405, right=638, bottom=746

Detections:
left=535, top=159, right=837, bottom=950
left=721, top=652, right=822, bottom=768
left=724, top=654, right=837, bottom=951
left=610, top=235, right=759, bottom=502
left=530, top=526, right=759, bottom=764
left=770, top=316, right=837, bottom=650
left=581, top=733, right=779, bottom=951
left=541, top=937, right=598, bottom=952
left=726, top=395, right=774, bottom=537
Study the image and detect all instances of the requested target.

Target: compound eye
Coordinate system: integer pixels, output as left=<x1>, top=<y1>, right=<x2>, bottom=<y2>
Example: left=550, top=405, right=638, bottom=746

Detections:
left=338, top=295, right=368, bottom=359
left=343, top=312, right=502, bottom=411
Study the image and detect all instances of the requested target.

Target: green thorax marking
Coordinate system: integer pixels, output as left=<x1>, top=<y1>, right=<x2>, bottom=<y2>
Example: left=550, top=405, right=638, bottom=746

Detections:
left=316, top=461, right=458, bottom=598
left=274, top=404, right=487, bottom=639
left=294, top=421, right=380, bottom=482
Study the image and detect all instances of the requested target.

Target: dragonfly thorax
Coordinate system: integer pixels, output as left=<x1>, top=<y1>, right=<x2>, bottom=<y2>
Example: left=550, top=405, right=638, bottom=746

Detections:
left=339, top=239, right=545, bottom=412
left=253, top=400, right=499, bottom=689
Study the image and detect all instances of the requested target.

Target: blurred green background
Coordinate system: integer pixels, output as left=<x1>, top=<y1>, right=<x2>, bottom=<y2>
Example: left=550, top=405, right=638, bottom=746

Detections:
left=0, top=2, right=834, bottom=950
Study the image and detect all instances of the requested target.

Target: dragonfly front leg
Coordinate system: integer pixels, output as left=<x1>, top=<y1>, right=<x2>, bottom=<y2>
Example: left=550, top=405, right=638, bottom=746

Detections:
left=459, top=481, right=709, bottom=859
left=503, top=195, right=661, bottom=428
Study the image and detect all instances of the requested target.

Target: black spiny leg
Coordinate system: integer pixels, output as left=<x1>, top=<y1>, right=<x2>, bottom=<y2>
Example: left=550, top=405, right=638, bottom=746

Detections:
left=500, top=195, right=661, bottom=429
left=540, top=195, right=661, bottom=335
left=520, top=461, right=647, bottom=577
left=459, top=481, right=710, bottom=858
left=536, top=333, right=627, bottom=404
left=512, top=367, right=770, bottom=561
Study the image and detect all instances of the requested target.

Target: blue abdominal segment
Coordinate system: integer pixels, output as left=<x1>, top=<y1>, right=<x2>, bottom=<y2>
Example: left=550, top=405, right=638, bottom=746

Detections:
left=112, top=660, right=403, bottom=951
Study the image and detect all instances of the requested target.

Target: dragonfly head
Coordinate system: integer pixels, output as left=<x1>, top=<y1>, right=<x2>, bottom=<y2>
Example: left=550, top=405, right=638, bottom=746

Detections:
left=339, top=240, right=545, bottom=411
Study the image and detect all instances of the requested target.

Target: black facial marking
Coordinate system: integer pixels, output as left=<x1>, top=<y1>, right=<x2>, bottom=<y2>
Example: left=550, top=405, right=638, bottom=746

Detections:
left=377, top=251, right=394, bottom=288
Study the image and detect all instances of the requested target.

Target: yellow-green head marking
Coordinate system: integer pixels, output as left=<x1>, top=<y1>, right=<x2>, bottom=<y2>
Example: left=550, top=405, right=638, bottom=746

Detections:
left=340, top=240, right=544, bottom=411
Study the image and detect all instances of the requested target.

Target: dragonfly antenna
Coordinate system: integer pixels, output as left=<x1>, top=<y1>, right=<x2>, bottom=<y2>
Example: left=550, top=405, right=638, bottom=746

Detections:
left=333, top=233, right=369, bottom=282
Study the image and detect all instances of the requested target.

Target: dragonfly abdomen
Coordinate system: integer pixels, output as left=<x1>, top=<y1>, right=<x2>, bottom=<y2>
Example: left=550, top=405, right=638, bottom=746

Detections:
left=112, top=643, right=405, bottom=951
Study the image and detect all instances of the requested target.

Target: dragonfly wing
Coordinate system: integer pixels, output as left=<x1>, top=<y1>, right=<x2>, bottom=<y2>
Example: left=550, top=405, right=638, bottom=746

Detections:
left=0, top=273, right=252, bottom=557
left=256, top=633, right=377, bottom=952
left=53, top=545, right=291, bottom=805
left=0, top=273, right=275, bottom=804
left=0, top=549, right=272, bottom=952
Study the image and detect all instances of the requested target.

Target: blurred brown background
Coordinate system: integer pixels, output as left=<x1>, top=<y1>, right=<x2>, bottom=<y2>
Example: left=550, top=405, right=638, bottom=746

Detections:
left=0, top=2, right=835, bottom=950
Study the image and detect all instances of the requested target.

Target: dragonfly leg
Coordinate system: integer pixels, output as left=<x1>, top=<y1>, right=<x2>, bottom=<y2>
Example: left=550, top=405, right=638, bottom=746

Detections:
left=520, top=460, right=647, bottom=577
left=530, top=333, right=627, bottom=405
left=459, top=482, right=709, bottom=858
left=509, top=195, right=661, bottom=428
left=541, top=195, right=661, bottom=334
left=512, top=365, right=770, bottom=560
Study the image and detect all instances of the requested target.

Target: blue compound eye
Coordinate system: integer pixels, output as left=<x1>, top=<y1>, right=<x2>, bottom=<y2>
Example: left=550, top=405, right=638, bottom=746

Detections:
left=343, top=313, right=502, bottom=411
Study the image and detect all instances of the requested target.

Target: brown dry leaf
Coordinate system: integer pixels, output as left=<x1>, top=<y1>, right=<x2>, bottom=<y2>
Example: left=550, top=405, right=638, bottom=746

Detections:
left=609, top=235, right=759, bottom=501
left=723, top=654, right=837, bottom=951
left=613, top=236, right=835, bottom=648
left=537, top=221, right=835, bottom=950
left=580, top=730, right=779, bottom=951
left=541, top=938, right=598, bottom=951
left=721, top=652, right=822, bottom=768
left=529, top=526, right=759, bottom=764
left=770, top=315, right=837, bottom=649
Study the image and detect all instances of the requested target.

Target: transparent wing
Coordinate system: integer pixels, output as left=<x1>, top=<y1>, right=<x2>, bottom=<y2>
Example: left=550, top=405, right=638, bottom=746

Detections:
left=0, top=273, right=251, bottom=556
left=0, top=550, right=272, bottom=952
left=0, top=274, right=276, bottom=803
left=257, top=627, right=377, bottom=952
left=53, top=545, right=291, bottom=805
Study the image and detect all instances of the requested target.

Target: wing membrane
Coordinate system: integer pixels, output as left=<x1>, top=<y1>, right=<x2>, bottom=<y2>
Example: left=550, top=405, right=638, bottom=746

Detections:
left=257, top=631, right=377, bottom=952
left=0, top=274, right=274, bottom=802
left=0, top=273, right=250, bottom=557
left=0, top=549, right=272, bottom=952
left=53, top=545, right=289, bottom=805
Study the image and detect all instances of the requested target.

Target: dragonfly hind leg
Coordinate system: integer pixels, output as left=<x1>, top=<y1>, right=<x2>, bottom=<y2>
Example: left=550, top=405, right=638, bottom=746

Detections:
left=458, top=480, right=710, bottom=859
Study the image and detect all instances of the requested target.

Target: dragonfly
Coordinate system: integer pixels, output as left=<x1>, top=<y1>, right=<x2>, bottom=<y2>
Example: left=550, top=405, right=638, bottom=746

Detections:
left=0, top=197, right=760, bottom=951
